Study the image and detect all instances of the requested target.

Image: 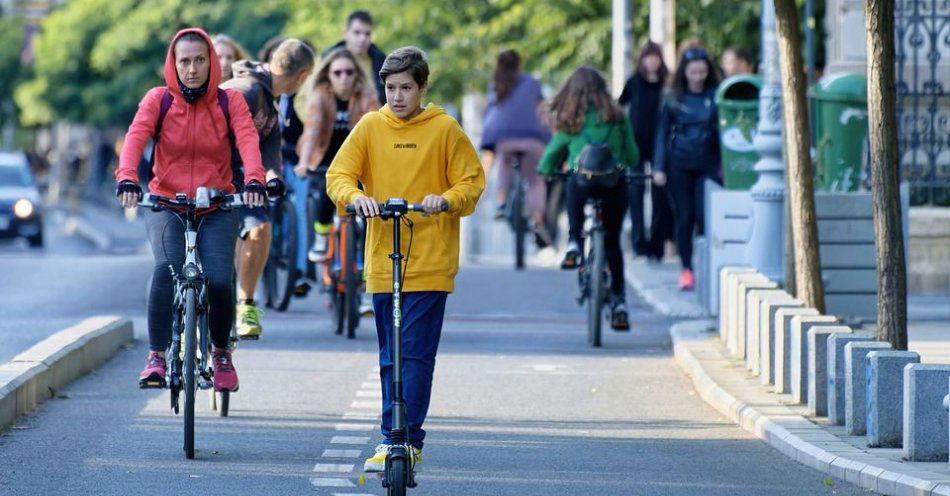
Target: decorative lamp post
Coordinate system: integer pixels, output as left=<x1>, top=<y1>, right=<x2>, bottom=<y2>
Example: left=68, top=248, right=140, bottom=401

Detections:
left=745, top=0, right=786, bottom=282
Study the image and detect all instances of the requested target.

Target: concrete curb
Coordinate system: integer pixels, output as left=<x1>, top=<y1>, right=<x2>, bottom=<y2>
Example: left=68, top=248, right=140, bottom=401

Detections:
left=671, top=320, right=950, bottom=496
left=625, top=260, right=707, bottom=318
left=0, top=316, right=133, bottom=432
left=65, top=214, right=112, bottom=251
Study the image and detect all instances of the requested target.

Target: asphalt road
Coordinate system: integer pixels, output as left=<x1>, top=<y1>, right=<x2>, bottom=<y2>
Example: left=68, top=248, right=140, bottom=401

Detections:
left=0, top=261, right=874, bottom=495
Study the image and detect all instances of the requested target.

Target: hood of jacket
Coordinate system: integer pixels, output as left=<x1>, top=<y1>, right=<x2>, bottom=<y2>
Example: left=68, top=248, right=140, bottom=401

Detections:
left=163, top=28, right=221, bottom=105
left=377, top=103, right=445, bottom=129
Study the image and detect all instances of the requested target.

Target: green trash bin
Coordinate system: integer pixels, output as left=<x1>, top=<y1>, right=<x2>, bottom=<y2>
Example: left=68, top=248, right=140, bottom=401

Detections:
left=812, top=72, right=868, bottom=192
left=715, top=74, right=762, bottom=190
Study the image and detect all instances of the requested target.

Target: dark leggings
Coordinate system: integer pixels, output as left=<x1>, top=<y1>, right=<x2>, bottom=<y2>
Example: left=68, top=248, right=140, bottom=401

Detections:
left=309, top=170, right=336, bottom=226
left=146, top=208, right=239, bottom=352
left=666, top=168, right=714, bottom=271
left=566, top=174, right=628, bottom=297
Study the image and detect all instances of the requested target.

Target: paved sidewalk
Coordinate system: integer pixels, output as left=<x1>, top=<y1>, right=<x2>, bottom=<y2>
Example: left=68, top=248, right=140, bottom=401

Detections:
left=626, top=258, right=950, bottom=495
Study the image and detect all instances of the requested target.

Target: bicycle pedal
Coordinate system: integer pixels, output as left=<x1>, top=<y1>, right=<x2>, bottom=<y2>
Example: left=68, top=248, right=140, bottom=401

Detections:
left=139, top=378, right=166, bottom=389
left=198, top=379, right=214, bottom=390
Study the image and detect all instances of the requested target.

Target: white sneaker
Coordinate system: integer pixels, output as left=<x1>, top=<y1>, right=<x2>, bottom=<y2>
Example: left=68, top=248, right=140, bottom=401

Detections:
left=307, top=233, right=329, bottom=263
left=359, top=292, right=374, bottom=317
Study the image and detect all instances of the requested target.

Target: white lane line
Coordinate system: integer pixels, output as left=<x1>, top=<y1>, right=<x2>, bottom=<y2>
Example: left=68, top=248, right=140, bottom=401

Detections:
left=361, top=381, right=377, bottom=389
left=335, top=423, right=375, bottom=431
left=321, top=449, right=363, bottom=458
left=355, top=390, right=382, bottom=398
left=309, top=478, right=355, bottom=488
left=350, top=400, right=378, bottom=409
left=313, top=463, right=355, bottom=473
left=343, top=412, right=379, bottom=420
left=331, top=435, right=371, bottom=444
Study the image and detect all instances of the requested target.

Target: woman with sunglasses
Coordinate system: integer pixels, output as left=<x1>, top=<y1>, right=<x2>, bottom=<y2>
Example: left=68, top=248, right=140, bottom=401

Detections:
left=652, top=47, right=721, bottom=290
left=295, top=47, right=380, bottom=263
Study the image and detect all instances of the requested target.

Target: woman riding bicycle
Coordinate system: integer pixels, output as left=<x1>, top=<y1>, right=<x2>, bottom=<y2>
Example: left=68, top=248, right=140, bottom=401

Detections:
left=480, top=49, right=552, bottom=247
left=114, top=28, right=267, bottom=392
left=538, top=66, right=639, bottom=331
left=295, top=47, right=380, bottom=263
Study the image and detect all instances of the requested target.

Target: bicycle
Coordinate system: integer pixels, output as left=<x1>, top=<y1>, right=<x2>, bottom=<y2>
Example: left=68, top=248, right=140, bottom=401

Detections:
left=137, top=187, right=243, bottom=459
left=502, top=151, right=529, bottom=270
left=346, top=198, right=444, bottom=496
left=575, top=171, right=650, bottom=348
left=323, top=213, right=366, bottom=338
left=263, top=190, right=298, bottom=312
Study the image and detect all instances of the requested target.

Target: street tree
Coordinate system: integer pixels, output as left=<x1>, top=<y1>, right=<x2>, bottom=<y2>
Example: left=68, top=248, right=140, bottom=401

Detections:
left=773, top=0, right=825, bottom=312
left=864, top=0, right=907, bottom=350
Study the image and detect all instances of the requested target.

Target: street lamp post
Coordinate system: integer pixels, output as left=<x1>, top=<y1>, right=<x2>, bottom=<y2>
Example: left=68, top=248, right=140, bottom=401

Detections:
left=745, top=0, right=786, bottom=282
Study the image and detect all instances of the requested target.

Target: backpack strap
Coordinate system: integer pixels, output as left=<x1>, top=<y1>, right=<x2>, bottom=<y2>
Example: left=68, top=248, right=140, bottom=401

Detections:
left=146, top=89, right=175, bottom=178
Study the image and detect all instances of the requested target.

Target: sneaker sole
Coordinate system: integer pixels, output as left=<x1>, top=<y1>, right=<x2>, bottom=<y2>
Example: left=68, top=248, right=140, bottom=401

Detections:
left=237, top=335, right=260, bottom=341
left=363, top=462, right=384, bottom=473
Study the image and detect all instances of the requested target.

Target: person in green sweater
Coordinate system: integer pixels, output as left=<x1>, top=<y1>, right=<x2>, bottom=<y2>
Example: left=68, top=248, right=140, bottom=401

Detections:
left=538, top=66, right=639, bottom=330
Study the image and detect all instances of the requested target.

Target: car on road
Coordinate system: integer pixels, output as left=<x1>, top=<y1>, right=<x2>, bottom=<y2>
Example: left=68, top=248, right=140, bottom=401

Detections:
left=0, top=151, right=44, bottom=247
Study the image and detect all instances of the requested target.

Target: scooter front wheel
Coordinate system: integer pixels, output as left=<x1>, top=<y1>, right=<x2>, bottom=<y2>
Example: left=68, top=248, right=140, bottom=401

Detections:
left=385, top=456, right=408, bottom=496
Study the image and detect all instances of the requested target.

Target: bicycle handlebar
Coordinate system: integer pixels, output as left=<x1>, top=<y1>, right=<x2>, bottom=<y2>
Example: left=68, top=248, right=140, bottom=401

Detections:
left=344, top=198, right=447, bottom=217
left=138, top=188, right=244, bottom=211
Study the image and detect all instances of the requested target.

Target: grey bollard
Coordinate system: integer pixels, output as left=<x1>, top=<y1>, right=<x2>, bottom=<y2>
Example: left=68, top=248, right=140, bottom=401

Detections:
left=826, top=332, right=874, bottom=425
left=903, top=364, right=950, bottom=461
left=720, top=267, right=757, bottom=343
left=759, top=297, right=803, bottom=386
left=774, top=307, right=820, bottom=394
left=746, top=289, right=790, bottom=374
left=867, top=350, right=920, bottom=448
left=845, top=341, right=892, bottom=435
left=807, top=326, right=853, bottom=416
left=734, top=277, right=777, bottom=358
left=790, top=315, right=840, bottom=404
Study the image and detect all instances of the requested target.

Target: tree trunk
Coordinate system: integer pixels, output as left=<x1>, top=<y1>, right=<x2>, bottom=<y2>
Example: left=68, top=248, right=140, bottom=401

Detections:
left=865, top=0, right=907, bottom=350
left=773, top=0, right=825, bottom=313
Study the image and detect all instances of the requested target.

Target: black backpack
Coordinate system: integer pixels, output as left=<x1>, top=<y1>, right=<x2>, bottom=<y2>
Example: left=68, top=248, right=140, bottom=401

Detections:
left=575, top=124, right=622, bottom=189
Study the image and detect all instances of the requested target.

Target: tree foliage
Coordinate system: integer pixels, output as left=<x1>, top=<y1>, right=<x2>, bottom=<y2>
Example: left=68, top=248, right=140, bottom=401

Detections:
left=15, top=0, right=800, bottom=127
left=16, top=0, right=289, bottom=127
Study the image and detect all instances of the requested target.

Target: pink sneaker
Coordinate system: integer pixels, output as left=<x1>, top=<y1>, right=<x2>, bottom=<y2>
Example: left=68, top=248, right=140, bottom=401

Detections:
left=212, top=348, right=239, bottom=392
left=139, top=351, right=167, bottom=388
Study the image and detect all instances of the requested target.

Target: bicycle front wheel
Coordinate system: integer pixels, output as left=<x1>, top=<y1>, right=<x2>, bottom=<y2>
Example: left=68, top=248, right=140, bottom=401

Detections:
left=265, top=199, right=299, bottom=312
left=587, top=231, right=605, bottom=348
left=183, top=287, right=197, bottom=459
left=343, top=219, right=361, bottom=339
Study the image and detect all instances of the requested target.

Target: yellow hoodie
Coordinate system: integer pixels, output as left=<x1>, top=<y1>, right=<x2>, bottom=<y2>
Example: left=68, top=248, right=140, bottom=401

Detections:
left=326, top=104, right=485, bottom=293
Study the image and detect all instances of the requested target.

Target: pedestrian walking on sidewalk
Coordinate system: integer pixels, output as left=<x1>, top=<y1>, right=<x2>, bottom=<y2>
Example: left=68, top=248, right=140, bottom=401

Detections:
left=619, top=41, right=674, bottom=261
left=653, top=47, right=721, bottom=291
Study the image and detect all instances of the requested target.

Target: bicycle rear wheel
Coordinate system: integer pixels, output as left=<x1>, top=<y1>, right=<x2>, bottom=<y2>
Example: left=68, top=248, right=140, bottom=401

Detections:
left=507, top=167, right=527, bottom=270
left=264, top=199, right=299, bottom=312
left=183, top=287, right=197, bottom=459
left=587, top=232, right=605, bottom=348
left=343, top=219, right=361, bottom=339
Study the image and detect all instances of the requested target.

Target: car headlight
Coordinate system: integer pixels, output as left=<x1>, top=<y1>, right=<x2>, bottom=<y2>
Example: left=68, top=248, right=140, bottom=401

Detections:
left=13, top=199, right=34, bottom=219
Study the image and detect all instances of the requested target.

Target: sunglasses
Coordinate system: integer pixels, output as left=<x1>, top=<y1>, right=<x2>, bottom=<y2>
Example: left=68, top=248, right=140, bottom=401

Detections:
left=683, top=48, right=709, bottom=61
left=332, top=69, right=356, bottom=77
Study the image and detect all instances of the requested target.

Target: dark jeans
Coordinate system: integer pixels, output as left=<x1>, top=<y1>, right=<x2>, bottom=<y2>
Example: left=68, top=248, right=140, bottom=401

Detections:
left=566, top=174, right=628, bottom=297
left=146, top=208, right=239, bottom=352
left=667, top=168, right=715, bottom=271
left=373, top=291, right=448, bottom=450
left=309, top=169, right=336, bottom=226
left=646, top=183, right=675, bottom=260
left=627, top=162, right=648, bottom=255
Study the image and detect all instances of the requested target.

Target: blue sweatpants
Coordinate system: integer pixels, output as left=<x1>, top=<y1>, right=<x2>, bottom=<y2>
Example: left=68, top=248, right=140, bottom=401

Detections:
left=373, top=291, right=448, bottom=450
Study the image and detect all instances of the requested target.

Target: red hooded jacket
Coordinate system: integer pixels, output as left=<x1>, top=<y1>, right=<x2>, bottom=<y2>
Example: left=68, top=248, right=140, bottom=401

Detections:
left=115, top=28, right=265, bottom=197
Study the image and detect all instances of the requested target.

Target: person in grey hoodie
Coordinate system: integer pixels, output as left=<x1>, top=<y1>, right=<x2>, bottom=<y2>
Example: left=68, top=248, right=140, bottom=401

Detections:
left=220, top=39, right=313, bottom=339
